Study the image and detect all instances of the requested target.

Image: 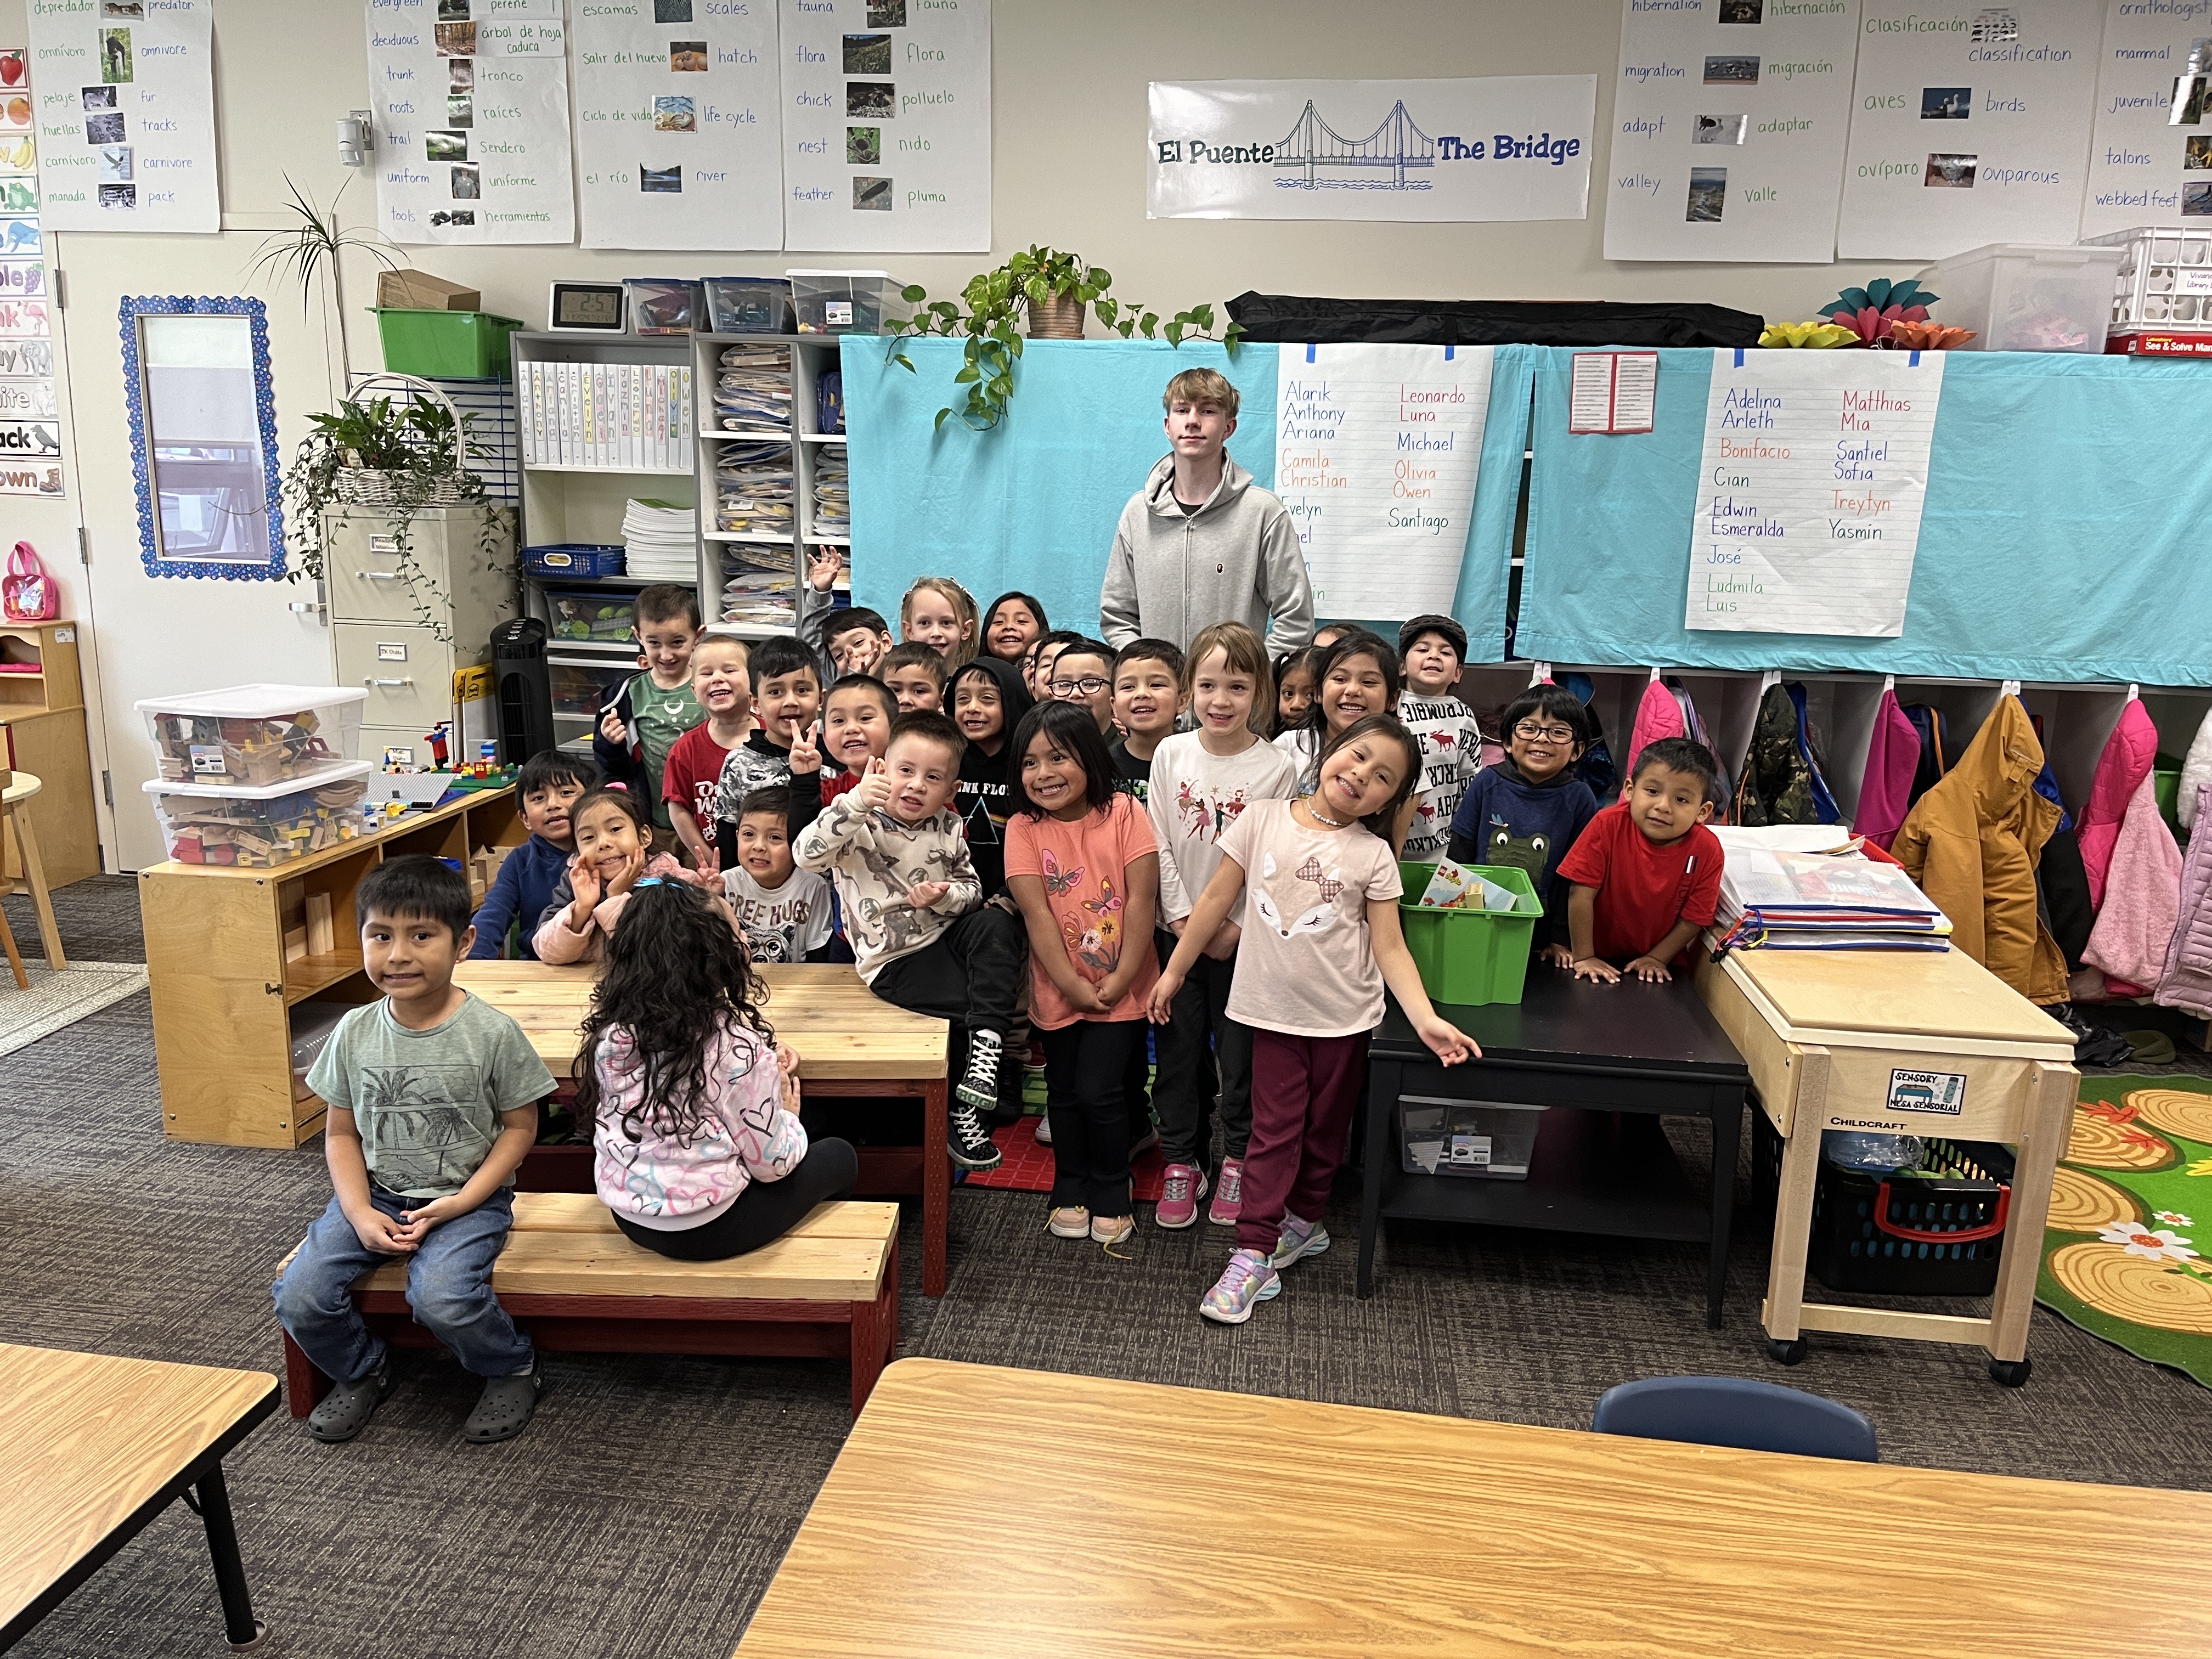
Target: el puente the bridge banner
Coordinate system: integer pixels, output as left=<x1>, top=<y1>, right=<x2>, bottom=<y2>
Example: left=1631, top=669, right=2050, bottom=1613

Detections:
left=1147, top=77, right=1596, bottom=221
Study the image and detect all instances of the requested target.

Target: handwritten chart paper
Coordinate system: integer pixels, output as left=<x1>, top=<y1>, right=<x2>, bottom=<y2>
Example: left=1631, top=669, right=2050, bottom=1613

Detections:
left=29, top=0, right=216, bottom=234
left=368, top=0, right=574, bottom=246
left=2081, top=0, right=2212, bottom=238
left=1276, top=343, right=1494, bottom=618
left=1837, top=0, right=2100, bottom=259
left=780, top=0, right=991, bottom=253
left=1604, top=0, right=1859, bottom=263
left=1685, top=349, right=1947, bottom=637
left=573, top=0, right=782, bottom=250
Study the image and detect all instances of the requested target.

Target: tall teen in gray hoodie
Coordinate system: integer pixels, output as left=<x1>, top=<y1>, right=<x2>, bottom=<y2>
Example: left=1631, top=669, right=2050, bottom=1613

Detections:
left=1099, top=367, right=1314, bottom=655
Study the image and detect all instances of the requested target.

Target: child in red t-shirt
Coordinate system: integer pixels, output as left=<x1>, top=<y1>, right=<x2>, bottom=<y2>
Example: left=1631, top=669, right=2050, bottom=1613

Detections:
left=662, top=634, right=753, bottom=871
left=1556, top=737, right=1724, bottom=984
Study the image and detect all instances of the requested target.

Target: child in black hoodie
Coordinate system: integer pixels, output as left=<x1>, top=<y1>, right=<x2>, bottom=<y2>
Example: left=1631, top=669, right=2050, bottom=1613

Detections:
left=1446, top=682, right=1601, bottom=962
left=947, top=654, right=1033, bottom=899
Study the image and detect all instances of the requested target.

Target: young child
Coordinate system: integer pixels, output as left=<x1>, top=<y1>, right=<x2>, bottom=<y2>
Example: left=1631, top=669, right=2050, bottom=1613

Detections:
left=1003, top=701, right=1161, bottom=1247
left=709, top=635, right=825, bottom=860
left=1558, top=736, right=1725, bottom=985
left=724, top=785, right=835, bottom=963
left=901, top=575, right=980, bottom=667
left=469, top=749, right=597, bottom=959
left=1146, top=622, right=1297, bottom=1229
left=273, top=856, right=556, bottom=1443
left=1109, top=637, right=1187, bottom=804
left=1019, top=637, right=1047, bottom=700
left=1272, top=646, right=1319, bottom=739
left=1447, top=684, right=1599, bottom=963
left=1031, top=629, right=1087, bottom=704
left=983, top=590, right=1049, bottom=666
left=820, top=672, right=897, bottom=808
left=795, top=550, right=892, bottom=683
left=576, top=878, right=858, bottom=1260
left=534, top=789, right=721, bottom=964
left=594, top=584, right=703, bottom=831
left=663, top=634, right=753, bottom=871
left=1152, top=715, right=1477, bottom=1323
left=794, top=712, right=1024, bottom=1170
left=1275, top=629, right=1401, bottom=799
left=1044, top=637, right=1117, bottom=735
left=882, top=641, right=949, bottom=714
left=949, top=654, right=1034, bottom=898
left=1396, top=614, right=1484, bottom=864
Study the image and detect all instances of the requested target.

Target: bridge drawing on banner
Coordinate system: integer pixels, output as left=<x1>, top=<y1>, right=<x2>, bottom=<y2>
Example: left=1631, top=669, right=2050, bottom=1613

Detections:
left=1274, top=100, right=1435, bottom=190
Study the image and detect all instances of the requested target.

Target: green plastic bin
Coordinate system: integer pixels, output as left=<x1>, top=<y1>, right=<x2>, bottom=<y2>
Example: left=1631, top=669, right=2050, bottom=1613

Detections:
left=373, top=308, right=524, bottom=379
left=2154, top=764, right=2183, bottom=837
left=1397, top=861, right=1542, bottom=1007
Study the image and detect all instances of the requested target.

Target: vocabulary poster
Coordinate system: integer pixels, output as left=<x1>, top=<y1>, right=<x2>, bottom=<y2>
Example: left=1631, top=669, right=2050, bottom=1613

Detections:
left=2081, top=0, right=2212, bottom=239
left=29, top=0, right=217, bottom=234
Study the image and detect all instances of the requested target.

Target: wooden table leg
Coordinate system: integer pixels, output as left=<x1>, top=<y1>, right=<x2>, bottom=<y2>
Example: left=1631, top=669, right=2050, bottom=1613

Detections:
left=1762, top=1046, right=1830, bottom=1346
left=9, top=805, right=64, bottom=971
left=1986, top=1059, right=2074, bottom=1370
left=922, top=1078, right=948, bottom=1297
left=0, top=895, right=25, bottom=989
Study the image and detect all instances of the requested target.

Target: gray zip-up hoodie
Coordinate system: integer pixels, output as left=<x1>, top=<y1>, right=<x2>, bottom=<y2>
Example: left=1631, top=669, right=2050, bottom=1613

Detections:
left=1099, top=453, right=1314, bottom=653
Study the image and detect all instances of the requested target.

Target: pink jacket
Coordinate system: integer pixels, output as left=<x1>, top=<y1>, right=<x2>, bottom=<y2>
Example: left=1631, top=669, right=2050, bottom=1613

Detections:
left=532, top=853, right=720, bottom=964
left=2159, top=785, right=2212, bottom=1019
left=2083, top=772, right=2182, bottom=995
left=1854, top=689, right=1922, bottom=851
left=1620, top=678, right=1686, bottom=801
left=2079, top=701, right=2158, bottom=910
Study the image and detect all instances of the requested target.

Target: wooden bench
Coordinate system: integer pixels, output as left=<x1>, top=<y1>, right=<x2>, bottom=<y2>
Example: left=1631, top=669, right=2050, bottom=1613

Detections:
left=281, top=1194, right=899, bottom=1418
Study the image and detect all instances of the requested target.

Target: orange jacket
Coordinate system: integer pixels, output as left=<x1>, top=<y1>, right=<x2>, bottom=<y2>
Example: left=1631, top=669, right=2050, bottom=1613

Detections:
left=1893, top=698, right=2067, bottom=1005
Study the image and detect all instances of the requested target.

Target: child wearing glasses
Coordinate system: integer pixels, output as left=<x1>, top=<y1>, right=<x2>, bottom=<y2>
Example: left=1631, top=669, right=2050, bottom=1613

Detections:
left=1445, top=684, right=1599, bottom=966
left=1043, top=637, right=1118, bottom=735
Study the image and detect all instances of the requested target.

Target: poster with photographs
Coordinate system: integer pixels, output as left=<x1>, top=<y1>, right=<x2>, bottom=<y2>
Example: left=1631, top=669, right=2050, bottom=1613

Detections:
left=1837, top=0, right=2101, bottom=258
left=2081, top=2, right=2212, bottom=238
left=1604, top=0, right=1860, bottom=262
left=26, top=0, right=217, bottom=234
left=367, top=0, right=574, bottom=245
left=571, top=0, right=782, bottom=249
left=779, top=0, right=991, bottom=252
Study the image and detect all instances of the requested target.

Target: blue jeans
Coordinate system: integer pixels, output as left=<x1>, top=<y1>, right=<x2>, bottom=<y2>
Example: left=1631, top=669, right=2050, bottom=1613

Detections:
left=273, top=1187, right=532, bottom=1384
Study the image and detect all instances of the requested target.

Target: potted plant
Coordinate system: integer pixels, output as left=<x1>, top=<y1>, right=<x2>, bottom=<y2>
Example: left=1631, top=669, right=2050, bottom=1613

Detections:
left=890, top=245, right=1242, bottom=431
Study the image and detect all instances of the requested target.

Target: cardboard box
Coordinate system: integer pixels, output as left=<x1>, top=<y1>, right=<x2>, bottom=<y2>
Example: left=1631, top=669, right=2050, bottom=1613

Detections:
left=376, top=269, right=482, bottom=312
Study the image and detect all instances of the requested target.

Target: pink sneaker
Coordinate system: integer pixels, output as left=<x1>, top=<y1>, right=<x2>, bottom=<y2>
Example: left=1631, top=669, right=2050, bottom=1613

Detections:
left=1208, top=1158, right=1243, bottom=1227
left=1154, top=1163, right=1210, bottom=1229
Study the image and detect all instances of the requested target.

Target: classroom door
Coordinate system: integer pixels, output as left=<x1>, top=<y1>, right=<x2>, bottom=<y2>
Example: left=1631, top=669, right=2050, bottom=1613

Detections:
left=57, top=230, right=342, bottom=871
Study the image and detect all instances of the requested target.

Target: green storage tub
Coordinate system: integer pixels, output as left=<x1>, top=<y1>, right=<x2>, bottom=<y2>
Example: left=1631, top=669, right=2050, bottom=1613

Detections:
left=1397, top=861, right=1542, bottom=1007
left=2154, top=764, right=2183, bottom=837
left=373, top=308, right=524, bottom=379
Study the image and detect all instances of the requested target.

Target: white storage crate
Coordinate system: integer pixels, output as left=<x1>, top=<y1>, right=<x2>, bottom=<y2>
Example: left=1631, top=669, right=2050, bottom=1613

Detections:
left=2083, top=225, right=2212, bottom=333
left=146, top=762, right=375, bottom=868
left=135, top=684, right=369, bottom=787
left=786, top=269, right=910, bottom=335
left=1920, top=242, right=2121, bottom=353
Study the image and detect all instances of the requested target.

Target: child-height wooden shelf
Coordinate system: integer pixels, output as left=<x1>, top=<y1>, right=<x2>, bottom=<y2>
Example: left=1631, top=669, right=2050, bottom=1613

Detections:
left=140, top=785, right=523, bottom=1149
left=0, top=618, right=99, bottom=891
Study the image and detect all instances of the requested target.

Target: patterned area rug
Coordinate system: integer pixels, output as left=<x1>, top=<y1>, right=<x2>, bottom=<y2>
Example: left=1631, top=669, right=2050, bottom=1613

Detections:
left=2038, top=1074, right=2212, bottom=1388
left=0, top=961, right=148, bottom=1059
left=962, top=1064, right=1172, bottom=1201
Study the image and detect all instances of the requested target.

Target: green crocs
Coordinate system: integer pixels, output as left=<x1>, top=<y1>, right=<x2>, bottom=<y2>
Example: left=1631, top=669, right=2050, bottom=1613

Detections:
left=307, top=1357, right=395, bottom=1444
left=462, top=1367, right=543, bottom=1444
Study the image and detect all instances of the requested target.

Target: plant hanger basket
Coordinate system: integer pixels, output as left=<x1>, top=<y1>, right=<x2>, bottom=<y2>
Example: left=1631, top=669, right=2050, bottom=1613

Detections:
left=331, top=371, right=476, bottom=508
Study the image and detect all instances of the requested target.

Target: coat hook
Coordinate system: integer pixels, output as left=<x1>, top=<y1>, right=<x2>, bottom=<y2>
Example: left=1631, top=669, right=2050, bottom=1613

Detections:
left=2128, top=682, right=2141, bottom=701
left=1531, top=660, right=1553, bottom=686
left=1649, top=665, right=1662, bottom=684
left=1882, top=674, right=1895, bottom=695
left=2000, top=679, right=2023, bottom=698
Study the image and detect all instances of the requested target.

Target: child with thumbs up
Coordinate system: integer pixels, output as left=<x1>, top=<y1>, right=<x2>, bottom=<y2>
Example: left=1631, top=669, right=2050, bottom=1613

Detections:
left=707, top=636, right=826, bottom=867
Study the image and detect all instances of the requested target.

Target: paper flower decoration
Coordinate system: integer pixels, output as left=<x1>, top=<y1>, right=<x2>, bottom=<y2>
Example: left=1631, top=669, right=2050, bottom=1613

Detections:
left=1884, top=319, right=1976, bottom=351
left=1822, top=277, right=1939, bottom=345
left=1759, top=320, right=1860, bottom=348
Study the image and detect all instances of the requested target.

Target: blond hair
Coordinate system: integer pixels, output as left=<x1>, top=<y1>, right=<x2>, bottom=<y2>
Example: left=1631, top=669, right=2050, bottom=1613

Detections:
left=691, top=630, right=751, bottom=674
left=1163, top=367, right=1239, bottom=422
left=1185, top=621, right=1274, bottom=735
left=900, top=575, right=980, bottom=668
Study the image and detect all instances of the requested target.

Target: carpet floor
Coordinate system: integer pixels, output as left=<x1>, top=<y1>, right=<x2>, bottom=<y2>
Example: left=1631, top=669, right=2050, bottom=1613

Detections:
left=9, top=877, right=2212, bottom=1657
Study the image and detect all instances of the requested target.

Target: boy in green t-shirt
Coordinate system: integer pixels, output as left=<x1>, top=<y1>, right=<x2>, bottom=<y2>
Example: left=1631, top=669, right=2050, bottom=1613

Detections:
left=273, top=857, right=557, bottom=1445
left=593, top=583, right=703, bottom=830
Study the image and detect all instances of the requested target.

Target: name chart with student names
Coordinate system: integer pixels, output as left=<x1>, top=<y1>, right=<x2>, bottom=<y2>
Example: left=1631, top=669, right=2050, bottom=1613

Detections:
left=1686, top=349, right=1946, bottom=637
left=1276, top=343, right=1494, bottom=619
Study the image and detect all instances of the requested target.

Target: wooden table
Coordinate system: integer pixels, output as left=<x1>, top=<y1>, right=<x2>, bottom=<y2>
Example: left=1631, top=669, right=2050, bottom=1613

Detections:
left=455, top=961, right=953, bottom=1296
left=1696, top=942, right=2077, bottom=1385
left=1361, top=972, right=1750, bottom=1326
left=735, top=1358, right=2212, bottom=1658
left=0, top=771, right=64, bottom=970
left=0, top=1344, right=276, bottom=1651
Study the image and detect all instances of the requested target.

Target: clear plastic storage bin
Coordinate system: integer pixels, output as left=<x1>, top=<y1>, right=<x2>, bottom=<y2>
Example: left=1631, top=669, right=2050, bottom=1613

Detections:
left=1400, top=1099, right=1546, bottom=1181
left=786, top=269, right=909, bottom=335
left=706, top=276, right=793, bottom=334
left=135, top=684, right=368, bottom=788
left=147, top=763, right=375, bottom=868
left=1920, top=242, right=2123, bottom=352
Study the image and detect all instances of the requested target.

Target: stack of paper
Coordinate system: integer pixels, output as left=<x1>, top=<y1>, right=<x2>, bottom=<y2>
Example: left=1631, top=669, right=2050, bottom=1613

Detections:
left=622, top=497, right=698, bottom=582
left=812, top=451, right=850, bottom=537
left=720, top=554, right=797, bottom=628
left=716, top=448, right=795, bottom=536
left=1711, top=827, right=1951, bottom=952
left=715, top=345, right=791, bottom=432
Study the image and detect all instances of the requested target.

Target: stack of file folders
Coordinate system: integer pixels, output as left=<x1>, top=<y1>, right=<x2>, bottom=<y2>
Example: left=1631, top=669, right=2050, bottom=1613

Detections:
left=621, top=497, right=699, bottom=581
left=1710, top=826, right=1951, bottom=953
left=812, top=451, right=850, bottom=537
left=716, top=437, right=794, bottom=535
left=715, top=345, right=791, bottom=431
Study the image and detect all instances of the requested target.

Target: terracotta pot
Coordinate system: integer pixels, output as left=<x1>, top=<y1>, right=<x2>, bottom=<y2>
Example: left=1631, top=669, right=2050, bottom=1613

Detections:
left=1025, top=292, right=1085, bottom=340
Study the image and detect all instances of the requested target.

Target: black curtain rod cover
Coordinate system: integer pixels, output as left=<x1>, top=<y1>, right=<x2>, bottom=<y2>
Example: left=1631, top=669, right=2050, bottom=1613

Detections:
left=1226, top=291, right=1764, bottom=349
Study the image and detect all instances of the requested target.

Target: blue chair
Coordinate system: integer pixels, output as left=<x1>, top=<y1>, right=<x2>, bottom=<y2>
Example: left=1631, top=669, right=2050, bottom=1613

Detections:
left=1591, top=1375, right=1878, bottom=1463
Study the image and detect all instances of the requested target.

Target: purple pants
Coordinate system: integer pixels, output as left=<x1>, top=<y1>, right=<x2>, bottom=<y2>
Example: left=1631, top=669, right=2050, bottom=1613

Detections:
left=1235, top=1028, right=1369, bottom=1255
